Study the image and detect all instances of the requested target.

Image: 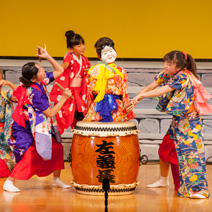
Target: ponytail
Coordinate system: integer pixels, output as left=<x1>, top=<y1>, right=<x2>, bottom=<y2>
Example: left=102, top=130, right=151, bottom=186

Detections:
left=186, top=54, right=199, bottom=79
left=19, top=76, right=31, bottom=87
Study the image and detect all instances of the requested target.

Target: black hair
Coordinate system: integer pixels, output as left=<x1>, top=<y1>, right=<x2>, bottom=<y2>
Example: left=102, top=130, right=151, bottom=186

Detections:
left=65, top=30, right=84, bottom=49
left=20, top=62, right=39, bottom=87
left=94, top=37, right=115, bottom=57
left=163, top=51, right=198, bottom=79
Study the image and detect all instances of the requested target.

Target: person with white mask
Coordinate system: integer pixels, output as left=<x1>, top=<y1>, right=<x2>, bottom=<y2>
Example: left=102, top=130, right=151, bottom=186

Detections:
left=84, top=37, right=135, bottom=122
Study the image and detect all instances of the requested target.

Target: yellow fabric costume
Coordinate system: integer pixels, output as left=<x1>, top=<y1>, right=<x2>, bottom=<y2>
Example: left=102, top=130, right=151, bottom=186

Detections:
left=88, top=63, right=124, bottom=102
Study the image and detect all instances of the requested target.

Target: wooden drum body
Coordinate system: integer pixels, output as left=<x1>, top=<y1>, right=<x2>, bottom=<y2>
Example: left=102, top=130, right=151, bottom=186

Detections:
left=71, top=121, right=140, bottom=195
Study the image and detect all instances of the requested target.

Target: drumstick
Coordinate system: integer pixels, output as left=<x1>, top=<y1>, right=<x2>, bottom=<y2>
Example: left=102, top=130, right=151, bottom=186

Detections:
left=124, top=96, right=144, bottom=110
left=38, top=48, right=42, bottom=62
left=55, top=82, right=74, bottom=99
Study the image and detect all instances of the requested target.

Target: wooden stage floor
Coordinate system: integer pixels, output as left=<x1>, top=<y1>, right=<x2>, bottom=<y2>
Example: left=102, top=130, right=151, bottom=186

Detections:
left=0, top=163, right=211, bottom=212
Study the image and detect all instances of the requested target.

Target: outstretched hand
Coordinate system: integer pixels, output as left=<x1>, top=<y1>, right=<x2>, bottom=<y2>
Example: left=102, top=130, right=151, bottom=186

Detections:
left=0, top=80, right=17, bottom=91
left=131, top=96, right=141, bottom=106
left=125, top=104, right=135, bottom=113
left=124, top=98, right=137, bottom=112
left=36, top=44, right=49, bottom=59
left=0, top=80, right=10, bottom=86
left=126, top=98, right=138, bottom=111
left=124, top=96, right=144, bottom=111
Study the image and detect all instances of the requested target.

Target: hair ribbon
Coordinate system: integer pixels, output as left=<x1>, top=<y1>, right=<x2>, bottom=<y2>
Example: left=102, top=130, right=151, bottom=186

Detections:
left=182, top=51, right=187, bottom=60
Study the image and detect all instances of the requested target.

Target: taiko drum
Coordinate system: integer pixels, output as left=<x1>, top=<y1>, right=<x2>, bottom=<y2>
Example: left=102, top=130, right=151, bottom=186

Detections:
left=71, top=121, right=140, bottom=195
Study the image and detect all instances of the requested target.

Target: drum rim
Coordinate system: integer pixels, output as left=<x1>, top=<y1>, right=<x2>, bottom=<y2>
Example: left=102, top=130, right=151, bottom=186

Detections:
left=75, top=121, right=136, bottom=127
left=72, top=121, right=139, bottom=136
left=74, top=125, right=137, bottom=132
left=71, top=180, right=139, bottom=194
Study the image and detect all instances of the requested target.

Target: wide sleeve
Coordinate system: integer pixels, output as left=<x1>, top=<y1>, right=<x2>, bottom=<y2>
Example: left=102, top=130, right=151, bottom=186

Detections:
left=154, top=70, right=168, bottom=85
left=31, top=89, right=49, bottom=111
left=43, top=72, right=54, bottom=85
left=49, top=66, right=71, bottom=103
left=122, top=68, right=128, bottom=82
left=168, top=73, right=188, bottom=90
left=63, top=53, right=74, bottom=65
left=86, top=75, right=94, bottom=110
left=165, top=73, right=193, bottom=116
left=121, top=69, right=135, bottom=120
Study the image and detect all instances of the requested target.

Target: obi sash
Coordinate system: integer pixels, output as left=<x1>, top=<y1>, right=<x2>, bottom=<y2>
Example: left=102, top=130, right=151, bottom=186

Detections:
left=94, top=94, right=122, bottom=122
left=182, top=70, right=212, bottom=115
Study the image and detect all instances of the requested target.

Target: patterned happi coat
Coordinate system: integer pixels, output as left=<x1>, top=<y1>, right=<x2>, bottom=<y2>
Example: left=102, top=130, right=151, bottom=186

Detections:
left=50, top=52, right=90, bottom=134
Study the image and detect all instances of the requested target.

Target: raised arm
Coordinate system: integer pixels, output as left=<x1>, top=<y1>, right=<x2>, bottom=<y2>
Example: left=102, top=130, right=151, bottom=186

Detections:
left=61, top=61, right=69, bottom=70
left=36, top=45, right=64, bottom=79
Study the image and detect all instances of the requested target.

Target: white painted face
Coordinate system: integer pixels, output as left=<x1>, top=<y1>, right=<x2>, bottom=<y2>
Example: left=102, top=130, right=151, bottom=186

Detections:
left=101, top=46, right=117, bottom=63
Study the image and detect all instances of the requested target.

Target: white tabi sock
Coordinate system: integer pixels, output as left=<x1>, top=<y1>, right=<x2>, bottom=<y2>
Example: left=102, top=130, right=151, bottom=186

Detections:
left=3, top=179, right=21, bottom=192
left=52, top=177, right=71, bottom=189
left=147, top=176, right=169, bottom=188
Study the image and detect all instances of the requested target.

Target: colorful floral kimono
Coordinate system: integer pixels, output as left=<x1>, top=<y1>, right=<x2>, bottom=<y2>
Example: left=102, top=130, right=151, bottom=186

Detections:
left=84, top=62, right=135, bottom=122
left=155, top=69, right=210, bottom=198
left=0, top=90, right=15, bottom=177
left=50, top=52, right=91, bottom=134
left=8, top=72, right=64, bottom=180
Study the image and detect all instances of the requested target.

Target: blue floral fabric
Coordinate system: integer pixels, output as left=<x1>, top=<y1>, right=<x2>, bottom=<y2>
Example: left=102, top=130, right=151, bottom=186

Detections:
left=154, top=70, right=210, bottom=198
left=0, top=90, right=15, bottom=171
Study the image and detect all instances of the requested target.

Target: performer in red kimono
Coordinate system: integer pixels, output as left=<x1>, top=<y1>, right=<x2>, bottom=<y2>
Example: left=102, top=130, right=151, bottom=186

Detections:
left=50, top=30, right=90, bottom=134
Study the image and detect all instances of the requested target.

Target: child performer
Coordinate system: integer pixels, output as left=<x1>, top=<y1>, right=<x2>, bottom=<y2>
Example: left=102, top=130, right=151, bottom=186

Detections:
left=50, top=30, right=90, bottom=134
left=3, top=45, right=73, bottom=192
left=0, top=68, right=17, bottom=177
left=84, top=37, right=134, bottom=122
left=131, top=51, right=211, bottom=199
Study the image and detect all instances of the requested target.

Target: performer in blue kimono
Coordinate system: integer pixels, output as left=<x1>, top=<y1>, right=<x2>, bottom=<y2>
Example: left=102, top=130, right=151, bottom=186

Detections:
left=3, top=45, right=73, bottom=192
left=131, top=51, right=211, bottom=199
left=0, top=67, right=17, bottom=177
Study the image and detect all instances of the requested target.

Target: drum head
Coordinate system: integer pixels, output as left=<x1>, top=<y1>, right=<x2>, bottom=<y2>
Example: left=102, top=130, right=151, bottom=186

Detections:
left=72, top=121, right=139, bottom=137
